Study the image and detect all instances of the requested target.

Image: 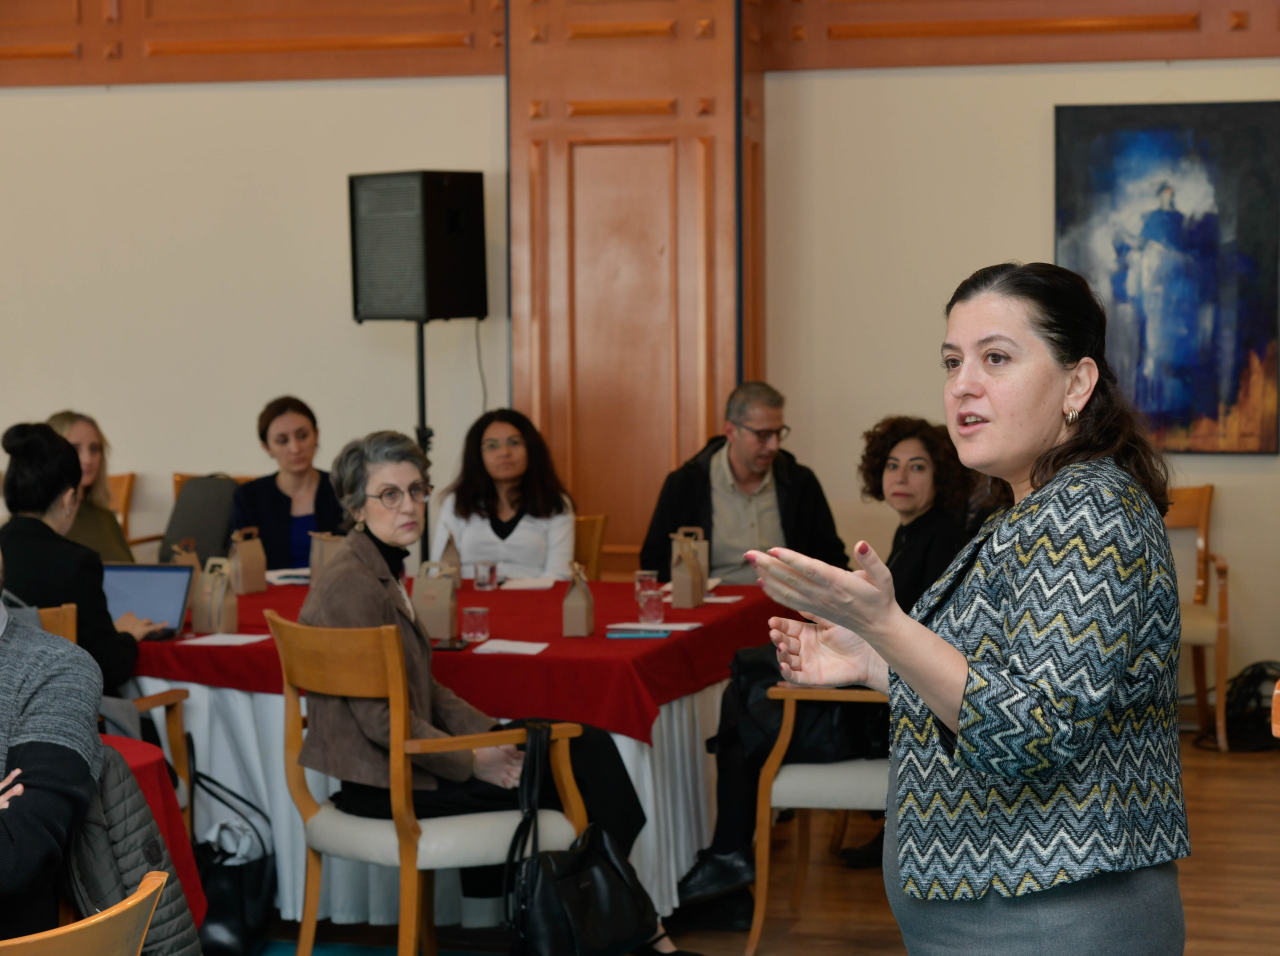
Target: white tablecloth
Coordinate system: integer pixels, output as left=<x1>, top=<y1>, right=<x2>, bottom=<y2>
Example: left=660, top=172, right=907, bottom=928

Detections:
left=133, top=676, right=725, bottom=923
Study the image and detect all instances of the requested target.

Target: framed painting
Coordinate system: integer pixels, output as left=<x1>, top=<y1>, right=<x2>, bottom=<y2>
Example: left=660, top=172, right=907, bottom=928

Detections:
left=1056, top=102, right=1280, bottom=453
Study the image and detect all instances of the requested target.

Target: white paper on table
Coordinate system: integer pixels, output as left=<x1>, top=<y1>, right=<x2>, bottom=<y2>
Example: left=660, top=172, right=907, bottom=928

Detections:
left=471, top=639, right=550, bottom=655
left=499, top=577, right=557, bottom=591
left=266, top=568, right=311, bottom=586
left=660, top=577, right=721, bottom=593
left=607, top=622, right=703, bottom=632
left=179, top=633, right=273, bottom=647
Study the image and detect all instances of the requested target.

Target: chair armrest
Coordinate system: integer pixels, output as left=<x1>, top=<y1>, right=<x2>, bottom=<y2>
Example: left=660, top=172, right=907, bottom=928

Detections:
left=404, top=722, right=582, bottom=756
left=1210, top=552, right=1229, bottom=579
left=766, top=685, right=888, bottom=704
left=127, top=534, right=164, bottom=546
left=132, top=689, right=190, bottom=711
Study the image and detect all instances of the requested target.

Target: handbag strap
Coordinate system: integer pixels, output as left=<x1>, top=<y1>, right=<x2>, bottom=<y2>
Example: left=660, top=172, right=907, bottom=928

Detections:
left=194, top=769, right=271, bottom=857
left=503, top=720, right=552, bottom=932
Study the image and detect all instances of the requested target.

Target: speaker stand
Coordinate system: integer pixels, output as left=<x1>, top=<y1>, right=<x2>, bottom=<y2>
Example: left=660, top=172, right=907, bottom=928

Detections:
left=415, top=318, right=434, bottom=557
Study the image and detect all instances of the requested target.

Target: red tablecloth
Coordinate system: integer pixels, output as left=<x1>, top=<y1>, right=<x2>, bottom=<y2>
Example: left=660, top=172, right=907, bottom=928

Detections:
left=102, top=734, right=207, bottom=927
left=136, top=582, right=784, bottom=742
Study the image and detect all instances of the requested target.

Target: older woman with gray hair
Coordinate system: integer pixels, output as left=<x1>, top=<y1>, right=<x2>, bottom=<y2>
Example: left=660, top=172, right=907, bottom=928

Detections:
left=296, top=431, right=686, bottom=950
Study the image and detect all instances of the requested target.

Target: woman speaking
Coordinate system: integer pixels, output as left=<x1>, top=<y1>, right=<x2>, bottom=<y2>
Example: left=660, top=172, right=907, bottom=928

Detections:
left=750, top=263, right=1188, bottom=954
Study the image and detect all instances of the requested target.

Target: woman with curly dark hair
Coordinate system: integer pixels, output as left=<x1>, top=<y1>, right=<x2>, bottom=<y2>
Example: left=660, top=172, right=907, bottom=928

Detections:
left=431, top=409, right=575, bottom=580
left=858, top=416, right=973, bottom=615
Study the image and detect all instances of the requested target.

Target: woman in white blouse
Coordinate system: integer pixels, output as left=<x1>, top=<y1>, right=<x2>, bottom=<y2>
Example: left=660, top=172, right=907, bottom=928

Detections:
left=431, top=409, right=575, bottom=580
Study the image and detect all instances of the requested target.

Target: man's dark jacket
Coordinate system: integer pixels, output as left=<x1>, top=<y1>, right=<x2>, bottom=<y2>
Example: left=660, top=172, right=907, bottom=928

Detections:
left=639, top=436, right=849, bottom=581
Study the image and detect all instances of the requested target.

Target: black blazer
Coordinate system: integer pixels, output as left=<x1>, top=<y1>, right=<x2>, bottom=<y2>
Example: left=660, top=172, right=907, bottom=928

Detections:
left=639, top=436, right=849, bottom=581
left=0, top=515, right=138, bottom=695
left=232, top=471, right=344, bottom=571
left=885, top=504, right=971, bottom=615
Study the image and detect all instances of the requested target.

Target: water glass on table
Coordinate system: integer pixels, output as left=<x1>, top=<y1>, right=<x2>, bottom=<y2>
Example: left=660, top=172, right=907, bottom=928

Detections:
left=635, top=570, right=665, bottom=624
left=474, top=561, right=498, bottom=591
left=462, top=607, right=490, bottom=644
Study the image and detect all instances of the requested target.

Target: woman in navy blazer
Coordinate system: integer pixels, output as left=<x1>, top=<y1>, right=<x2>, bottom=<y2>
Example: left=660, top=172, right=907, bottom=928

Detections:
left=232, top=396, right=344, bottom=570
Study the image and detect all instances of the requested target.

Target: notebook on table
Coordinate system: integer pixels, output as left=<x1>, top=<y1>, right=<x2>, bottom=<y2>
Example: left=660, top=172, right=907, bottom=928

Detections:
left=102, top=563, right=195, bottom=641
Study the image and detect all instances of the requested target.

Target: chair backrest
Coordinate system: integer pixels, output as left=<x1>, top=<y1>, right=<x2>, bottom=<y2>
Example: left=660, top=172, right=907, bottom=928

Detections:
left=38, top=604, right=77, bottom=644
left=171, top=473, right=255, bottom=502
left=574, top=515, right=608, bottom=581
left=108, top=474, right=136, bottom=539
left=266, top=611, right=415, bottom=837
left=1164, top=485, right=1213, bottom=604
left=0, top=871, right=166, bottom=956
left=160, top=476, right=242, bottom=567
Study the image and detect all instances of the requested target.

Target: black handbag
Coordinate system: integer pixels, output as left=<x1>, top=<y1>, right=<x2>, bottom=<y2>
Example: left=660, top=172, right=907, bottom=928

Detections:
left=192, top=769, right=277, bottom=956
left=503, top=722, right=658, bottom=956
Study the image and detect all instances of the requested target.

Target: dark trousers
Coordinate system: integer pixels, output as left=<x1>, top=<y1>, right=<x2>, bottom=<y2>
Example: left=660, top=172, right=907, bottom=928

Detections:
left=708, top=695, right=765, bottom=854
left=334, top=721, right=645, bottom=897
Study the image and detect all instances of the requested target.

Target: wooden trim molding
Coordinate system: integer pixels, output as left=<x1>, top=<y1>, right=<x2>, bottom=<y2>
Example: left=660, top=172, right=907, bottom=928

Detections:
left=827, top=14, right=1200, bottom=41
left=144, top=31, right=474, bottom=56
left=566, top=98, right=676, bottom=116
left=565, top=20, right=676, bottom=40
left=0, top=43, right=80, bottom=60
left=527, top=139, right=551, bottom=434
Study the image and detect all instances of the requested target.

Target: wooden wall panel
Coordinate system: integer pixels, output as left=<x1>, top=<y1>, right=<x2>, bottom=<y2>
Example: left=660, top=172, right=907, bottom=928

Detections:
left=764, top=1, right=1280, bottom=72
left=508, top=0, right=752, bottom=580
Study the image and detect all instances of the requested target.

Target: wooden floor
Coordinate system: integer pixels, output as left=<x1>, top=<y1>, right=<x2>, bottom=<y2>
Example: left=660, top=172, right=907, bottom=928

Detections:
left=678, top=734, right=1280, bottom=956
left=273, top=733, right=1279, bottom=954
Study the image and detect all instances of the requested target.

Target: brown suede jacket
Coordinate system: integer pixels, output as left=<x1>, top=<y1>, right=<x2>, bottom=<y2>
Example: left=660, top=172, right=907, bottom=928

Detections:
left=297, top=531, right=494, bottom=790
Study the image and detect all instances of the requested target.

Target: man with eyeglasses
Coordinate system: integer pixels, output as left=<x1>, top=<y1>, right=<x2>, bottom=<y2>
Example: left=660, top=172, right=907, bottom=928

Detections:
left=640, top=381, right=848, bottom=584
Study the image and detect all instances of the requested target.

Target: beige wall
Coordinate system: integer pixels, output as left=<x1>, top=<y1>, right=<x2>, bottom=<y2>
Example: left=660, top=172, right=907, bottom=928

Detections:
left=0, top=76, right=509, bottom=551
left=766, top=59, right=1280, bottom=689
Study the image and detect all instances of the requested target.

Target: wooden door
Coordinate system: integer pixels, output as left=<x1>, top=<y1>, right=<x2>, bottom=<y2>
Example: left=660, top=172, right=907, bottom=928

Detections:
left=508, top=0, right=763, bottom=579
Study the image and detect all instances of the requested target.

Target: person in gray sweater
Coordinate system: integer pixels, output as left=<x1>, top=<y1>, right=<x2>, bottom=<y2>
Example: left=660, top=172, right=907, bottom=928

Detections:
left=0, top=552, right=105, bottom=940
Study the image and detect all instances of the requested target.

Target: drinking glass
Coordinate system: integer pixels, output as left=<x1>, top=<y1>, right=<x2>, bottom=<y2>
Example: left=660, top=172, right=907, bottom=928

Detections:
left=462, top=607, right=490, bottom=643
left=474, top=561, right=498, bottom=591
left=638, top=590, right=666, bottom=625
left=634, top=569, right=660, bottom=597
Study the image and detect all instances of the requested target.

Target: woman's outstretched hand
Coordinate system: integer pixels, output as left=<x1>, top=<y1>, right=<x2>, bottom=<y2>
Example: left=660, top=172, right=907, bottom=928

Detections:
left=747, top=542, right=901, bottom=642
left=768, top=612, right=890, bottom=694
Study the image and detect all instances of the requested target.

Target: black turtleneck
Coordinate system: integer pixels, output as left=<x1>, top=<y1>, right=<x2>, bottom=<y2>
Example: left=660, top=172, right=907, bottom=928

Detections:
left=885, top=504, right=971, bottom=615
left=362, top=526, right=410, bottom=580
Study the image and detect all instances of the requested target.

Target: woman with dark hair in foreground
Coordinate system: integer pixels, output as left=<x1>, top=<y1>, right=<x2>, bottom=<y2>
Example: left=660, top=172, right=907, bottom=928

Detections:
left=751, top=263, right=1188, bottom=954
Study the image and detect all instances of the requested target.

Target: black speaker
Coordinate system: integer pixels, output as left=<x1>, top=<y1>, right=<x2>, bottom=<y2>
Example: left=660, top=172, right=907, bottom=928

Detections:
left=348, top=171, right=488, bottom=322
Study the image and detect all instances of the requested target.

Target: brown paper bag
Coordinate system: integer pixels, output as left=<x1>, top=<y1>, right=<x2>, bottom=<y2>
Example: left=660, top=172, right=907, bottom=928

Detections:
left=229, top=527, right=267, bottom=595
left=671, top=526, right=710, bottom=582
left=170, top=538, right=201, bottom=608
left=412, top=561, right=458, bottom=640
left=670, top=533, right=706, bottom=609
left=192, top=557, right=238, bottom=633
left=562, top=562, right=594, bottom=637
left=439, top=533, right=462, bottom=582
left=309, top=531, right=345, bottom=578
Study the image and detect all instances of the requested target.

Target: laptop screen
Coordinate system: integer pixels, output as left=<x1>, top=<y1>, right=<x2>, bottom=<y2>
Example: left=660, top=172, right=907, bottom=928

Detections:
left=102, top=564, right=193, bottom=630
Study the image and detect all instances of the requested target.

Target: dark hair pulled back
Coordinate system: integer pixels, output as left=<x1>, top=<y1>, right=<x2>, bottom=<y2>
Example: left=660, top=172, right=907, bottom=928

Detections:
left=447, top=409, right=571, bottom=520
left=945, top=262, right=1170, bottom=514
left=257, top=395, right=317, bottom=444
left=3, top=423, right=82, bottom=516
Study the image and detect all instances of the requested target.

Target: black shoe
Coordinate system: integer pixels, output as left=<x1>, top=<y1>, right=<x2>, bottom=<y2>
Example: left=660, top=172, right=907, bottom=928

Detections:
left=666, top=887, right=755, bottom=933
left=677, top=848, right=755, bottom=906
left=631, top=932, right=705, bottom=956
left=838, top=828, right=885, bottom=869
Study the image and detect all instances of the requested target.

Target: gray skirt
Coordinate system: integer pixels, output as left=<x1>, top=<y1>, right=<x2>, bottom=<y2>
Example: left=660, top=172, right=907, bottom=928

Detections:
left=883, top=756, right=1185, bottom=956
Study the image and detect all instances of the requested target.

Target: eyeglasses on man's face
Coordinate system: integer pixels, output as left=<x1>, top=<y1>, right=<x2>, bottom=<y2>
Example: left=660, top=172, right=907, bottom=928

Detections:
left=481, top=435, right=526, bottom=453
left=732, top=421, right=791, bottom=444
left=366, top=481, right=432, bottom=510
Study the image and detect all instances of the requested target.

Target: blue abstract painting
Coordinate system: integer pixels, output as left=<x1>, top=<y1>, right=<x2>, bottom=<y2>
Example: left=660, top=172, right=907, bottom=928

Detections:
left=1057, top=102, right=1279, bottom=453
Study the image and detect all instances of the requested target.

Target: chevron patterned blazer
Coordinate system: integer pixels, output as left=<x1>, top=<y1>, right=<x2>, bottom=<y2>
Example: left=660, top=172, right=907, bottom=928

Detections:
left=890, top=457, right=1190, bottom=901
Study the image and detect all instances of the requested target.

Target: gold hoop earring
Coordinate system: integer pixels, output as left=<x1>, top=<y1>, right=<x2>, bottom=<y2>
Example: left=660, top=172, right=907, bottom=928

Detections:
left=1065, top=408, right=1079, bottom=427
left=354, top=519, right=366, bottom=532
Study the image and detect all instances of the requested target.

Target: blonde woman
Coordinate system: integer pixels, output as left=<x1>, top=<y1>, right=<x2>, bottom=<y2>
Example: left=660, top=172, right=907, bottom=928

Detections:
left=47, top=411, right=132, bottom=563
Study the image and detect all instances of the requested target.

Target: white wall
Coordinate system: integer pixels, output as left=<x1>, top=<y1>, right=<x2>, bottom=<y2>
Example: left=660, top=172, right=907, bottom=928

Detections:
left=0, top=76, right=509, bottom=550
left=766, top=59, right=1280, bottom=687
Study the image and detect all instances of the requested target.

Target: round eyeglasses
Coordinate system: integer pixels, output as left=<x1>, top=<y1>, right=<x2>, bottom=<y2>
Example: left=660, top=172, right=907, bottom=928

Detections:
left=366, top=481, right=432, bottom=510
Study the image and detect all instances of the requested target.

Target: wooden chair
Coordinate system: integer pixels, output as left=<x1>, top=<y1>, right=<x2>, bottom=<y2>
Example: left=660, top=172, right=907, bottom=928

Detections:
left=1164, top=485, right=1230, bottom=752
left=574, top=514, right=608, bottom=581
left=171, top=472, right=255, bottom=501
left=108, top=473, right=136, bottom=540
left=746, top=686, right=891, bottom=956
left=266, top=610, right=588, bottom=956
left=0, top=871, right=166, bottom=956
left=38, top=604, right=193, bottom=833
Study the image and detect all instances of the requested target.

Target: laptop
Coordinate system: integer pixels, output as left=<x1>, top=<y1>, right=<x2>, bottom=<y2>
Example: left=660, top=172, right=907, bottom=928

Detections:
left=102, top=564, right=195, bottom=640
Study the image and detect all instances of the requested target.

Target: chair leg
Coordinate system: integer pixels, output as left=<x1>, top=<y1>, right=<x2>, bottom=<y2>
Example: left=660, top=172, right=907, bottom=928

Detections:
left=1191, top=646, right=1212, bottom=740
left=790, top=810, right=811, bottom=913
left=398, top=866, right=421, bottom=956
left=1214, top=639, right=1230, bottom=753
left=296, top=846, right=323, bottom=956
left=745, top=833, right=769, bottom=956
left=827, top=810, right=849, bottom=855
left=419, top=870, right=437, bottom=956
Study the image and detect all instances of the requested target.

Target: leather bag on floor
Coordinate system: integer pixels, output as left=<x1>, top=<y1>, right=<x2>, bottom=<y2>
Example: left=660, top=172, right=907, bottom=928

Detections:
left=503, top=722, right=657, bottom=956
